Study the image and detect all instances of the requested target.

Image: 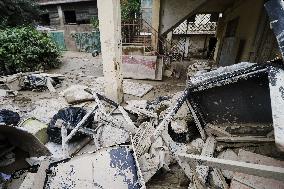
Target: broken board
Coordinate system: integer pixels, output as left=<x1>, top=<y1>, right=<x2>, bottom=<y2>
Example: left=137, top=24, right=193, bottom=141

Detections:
left=45, top=146, right=143, bottom=189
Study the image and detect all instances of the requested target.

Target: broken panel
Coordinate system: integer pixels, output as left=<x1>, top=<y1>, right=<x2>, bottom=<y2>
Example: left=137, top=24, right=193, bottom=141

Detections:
left=45, top=146, right=144, bottom=189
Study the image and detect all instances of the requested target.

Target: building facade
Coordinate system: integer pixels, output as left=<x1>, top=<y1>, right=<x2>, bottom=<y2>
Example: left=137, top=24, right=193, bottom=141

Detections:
left=38, top=0, right=98, bottom=27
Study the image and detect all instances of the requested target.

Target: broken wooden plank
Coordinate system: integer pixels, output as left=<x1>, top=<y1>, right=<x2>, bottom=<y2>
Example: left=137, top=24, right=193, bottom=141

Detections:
left=205, top=124, right=231, bottom=137
left=118, top=106, right=137, bottom=133
left=216, top=136, right=274, bottom=143
left=210, top=169, right=229, bottom=189
left=238, top=149, right=284, bottom=166
left=179, top=153, right=284, bottom=182
left=46, top=77, right=56, bottom=93
left=196, top=137, right=216, bottom=183
left=231, top=172, right=284, bottom=189
left=216, top=142, right=260, bottom=152
left=125, top=105, right=157, bottom=118
left=195, top=137, right=227, bottom=188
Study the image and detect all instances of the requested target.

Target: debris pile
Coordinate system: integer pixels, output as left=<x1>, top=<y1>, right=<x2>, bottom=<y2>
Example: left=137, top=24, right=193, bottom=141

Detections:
left=1, top=62, right=284, bottom=188
left=187, top=60, right=212, bottom=78
left=0, top=72, right=64, bottom=93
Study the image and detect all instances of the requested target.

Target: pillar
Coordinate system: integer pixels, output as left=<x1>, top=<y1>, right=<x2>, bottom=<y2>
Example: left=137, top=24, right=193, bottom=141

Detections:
left=57, top=5, right=64, bottom=27
left=151, top=0, right=161, bottom=51
left=98, top=0, right=123, bottom=103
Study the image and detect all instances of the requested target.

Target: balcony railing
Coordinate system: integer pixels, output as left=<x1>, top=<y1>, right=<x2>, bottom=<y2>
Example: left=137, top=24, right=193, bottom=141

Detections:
left=173, top=14, right=218, bottom=35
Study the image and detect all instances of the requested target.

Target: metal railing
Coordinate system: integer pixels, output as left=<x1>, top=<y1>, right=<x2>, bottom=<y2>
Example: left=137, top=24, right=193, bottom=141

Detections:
left=121, top=17, right=185, bottom=59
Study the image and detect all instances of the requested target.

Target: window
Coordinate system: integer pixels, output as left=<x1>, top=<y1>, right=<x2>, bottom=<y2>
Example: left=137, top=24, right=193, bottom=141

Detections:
left=64, top=11, right=76, bottom=24
left=40, top=14, right=50, bottom=26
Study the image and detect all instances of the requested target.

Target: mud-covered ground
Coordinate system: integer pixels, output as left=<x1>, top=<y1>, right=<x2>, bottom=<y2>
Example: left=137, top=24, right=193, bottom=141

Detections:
left=1, top=51, right=188, bottom=121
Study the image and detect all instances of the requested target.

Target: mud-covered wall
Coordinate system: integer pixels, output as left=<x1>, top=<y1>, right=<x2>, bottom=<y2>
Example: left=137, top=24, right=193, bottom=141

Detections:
left=214, top=0, right=279, bottom=65
left=172, top=34, right=214, bottom=58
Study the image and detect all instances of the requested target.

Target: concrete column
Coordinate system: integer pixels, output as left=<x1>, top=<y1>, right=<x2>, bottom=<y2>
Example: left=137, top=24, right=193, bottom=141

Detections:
left=151, top=0, right=160, bottom=51
left=57, top=5, right=64, bottom=27
left=98, top=0, right=123, bottom=103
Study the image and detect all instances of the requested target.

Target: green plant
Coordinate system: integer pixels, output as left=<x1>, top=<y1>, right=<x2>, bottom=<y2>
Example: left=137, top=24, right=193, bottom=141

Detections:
left=121, top=0, right=141, bottom=20
left=90, top=17, right=99, bottom=31
left=0, top=27, right=61, bottom=75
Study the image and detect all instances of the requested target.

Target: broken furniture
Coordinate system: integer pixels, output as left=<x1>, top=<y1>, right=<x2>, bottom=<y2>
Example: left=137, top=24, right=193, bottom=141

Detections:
left=147, top=62, right=284, bottom=188
left=186, top=62, right=284, bottom=150
left=0, top=72, right=64, bottom=92
left=0, top=124, right=51, bottom=174
left=57, top=90, right=138, bottom=158
left=47, top=107, right=94, bottom=144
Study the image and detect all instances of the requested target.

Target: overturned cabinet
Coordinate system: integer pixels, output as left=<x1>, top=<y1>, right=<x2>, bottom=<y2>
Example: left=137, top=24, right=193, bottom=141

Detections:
left=185, top=62, right=284, bottom=151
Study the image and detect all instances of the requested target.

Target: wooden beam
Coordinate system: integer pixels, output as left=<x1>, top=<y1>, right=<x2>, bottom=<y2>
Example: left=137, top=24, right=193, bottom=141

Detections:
left=179, top=154, right=284, bottom=182
left=205, top=124, right=231, bottom=137
left=216, top=136, right=275, bottom=143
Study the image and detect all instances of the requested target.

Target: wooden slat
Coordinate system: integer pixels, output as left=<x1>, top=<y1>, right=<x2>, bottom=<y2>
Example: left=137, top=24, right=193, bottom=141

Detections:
left=216, top=136, right=275, bottom=143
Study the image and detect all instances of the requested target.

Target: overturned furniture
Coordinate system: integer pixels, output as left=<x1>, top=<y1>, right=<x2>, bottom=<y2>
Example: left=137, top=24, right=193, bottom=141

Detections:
left=148, top=62, right=284, bottom=188
left=186, top=62, right=284, bottom=151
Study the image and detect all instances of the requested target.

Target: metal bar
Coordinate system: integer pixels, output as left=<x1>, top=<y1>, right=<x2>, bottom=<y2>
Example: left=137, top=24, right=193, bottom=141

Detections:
left=186, top=100, right=206, bottom=140
left=216, top=136, right=275, bottom=143
left=65, top=105, right=98, bottom=142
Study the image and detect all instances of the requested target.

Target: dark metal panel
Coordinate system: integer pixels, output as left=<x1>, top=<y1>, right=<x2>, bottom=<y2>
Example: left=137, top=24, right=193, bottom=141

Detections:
left=191, top=73, right=273, bottom=124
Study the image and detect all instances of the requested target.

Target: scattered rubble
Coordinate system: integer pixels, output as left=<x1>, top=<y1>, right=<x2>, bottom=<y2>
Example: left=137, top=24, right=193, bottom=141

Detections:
left=59, top=78, right=154, bottom=104
left=1, top=62, right=284, bottom=189
left=123, top=80, right=153, bottom=98
left=187, top=60, right=212, bottom=78
left=60, top=85, right=94, bottom=104
left=0, top=72, right=64, bottom=93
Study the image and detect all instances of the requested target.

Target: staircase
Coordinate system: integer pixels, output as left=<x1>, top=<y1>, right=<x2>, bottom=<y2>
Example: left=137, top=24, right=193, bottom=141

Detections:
left=121, top=17, right=186, bottom=60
